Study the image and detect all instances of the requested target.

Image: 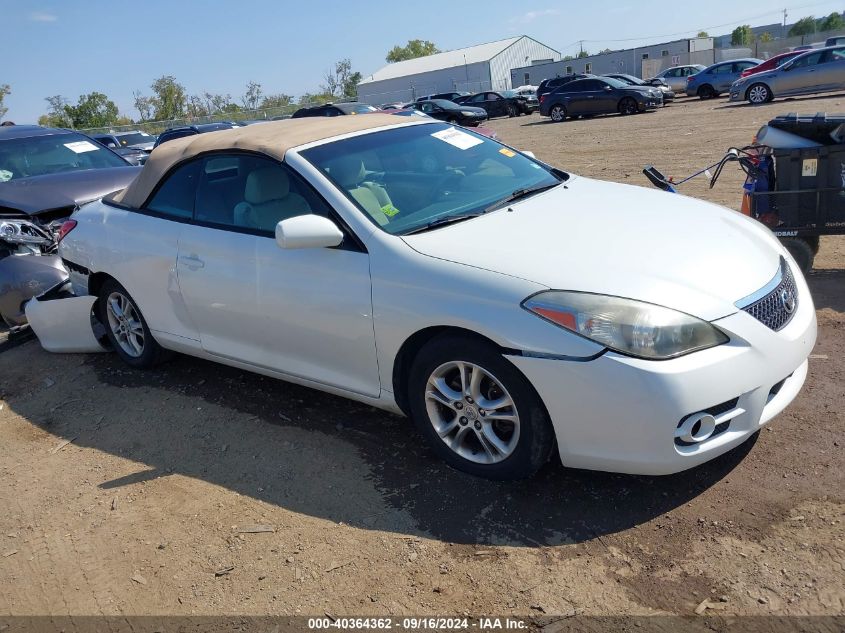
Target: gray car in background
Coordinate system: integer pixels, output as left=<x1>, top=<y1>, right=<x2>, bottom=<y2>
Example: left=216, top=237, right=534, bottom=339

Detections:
left=0, top=125, right=140, bottom=327
left=651, top=65, right=706, bottom=92
left=730, top=45, right=845, bottom=104
left=686, top=59, right=763, bottom=98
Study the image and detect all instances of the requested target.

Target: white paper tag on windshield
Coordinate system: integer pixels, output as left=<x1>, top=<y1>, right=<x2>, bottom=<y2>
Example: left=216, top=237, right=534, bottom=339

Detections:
left=431, top=127, right=483, bottom=150
left=64, top=141, right=99, bottom=154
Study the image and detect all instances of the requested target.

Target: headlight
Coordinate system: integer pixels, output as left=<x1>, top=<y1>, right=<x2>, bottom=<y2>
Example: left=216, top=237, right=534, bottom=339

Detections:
left=461, top=111, right=477, bottom=116
left=522, top=291, right=728, bottom=360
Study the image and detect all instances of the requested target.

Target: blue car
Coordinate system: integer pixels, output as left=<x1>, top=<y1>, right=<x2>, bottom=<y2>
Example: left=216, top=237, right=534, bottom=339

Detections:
left=686, top=58, right=763, bottom=99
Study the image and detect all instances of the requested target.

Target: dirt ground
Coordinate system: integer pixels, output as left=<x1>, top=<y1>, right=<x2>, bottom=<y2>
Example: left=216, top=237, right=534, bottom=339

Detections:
left=1, top=95, right=843, bottom=626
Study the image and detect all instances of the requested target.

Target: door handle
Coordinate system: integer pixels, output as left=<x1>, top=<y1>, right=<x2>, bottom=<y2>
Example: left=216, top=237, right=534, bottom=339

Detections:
left=179, top=254, right=205, bottom=270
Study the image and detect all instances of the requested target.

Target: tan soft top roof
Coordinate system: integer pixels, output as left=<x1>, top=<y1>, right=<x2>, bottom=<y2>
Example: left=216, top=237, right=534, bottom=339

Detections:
left=114, top=113, right=415, bottom=208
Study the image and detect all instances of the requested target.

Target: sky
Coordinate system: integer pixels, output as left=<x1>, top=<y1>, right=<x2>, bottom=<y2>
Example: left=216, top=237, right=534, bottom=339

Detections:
left=2, top=0, right=845, bottom=122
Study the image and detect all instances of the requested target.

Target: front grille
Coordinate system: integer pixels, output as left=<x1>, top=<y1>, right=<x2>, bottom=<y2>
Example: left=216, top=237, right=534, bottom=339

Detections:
left=737, top=258, right=798, bottom=332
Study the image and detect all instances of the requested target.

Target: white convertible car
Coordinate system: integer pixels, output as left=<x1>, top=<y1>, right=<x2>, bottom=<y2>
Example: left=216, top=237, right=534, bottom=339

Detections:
left=28, top=114, right=816, bottom=479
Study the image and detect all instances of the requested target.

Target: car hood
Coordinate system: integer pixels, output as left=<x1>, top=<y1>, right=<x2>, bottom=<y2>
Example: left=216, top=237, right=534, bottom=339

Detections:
left=126, top=141, right=155, bottom=151
left=401, top=177, right=783, bottom=321
left=0, top=166, right=141, bottom=216
left=454, top=106, right=487, bottom=115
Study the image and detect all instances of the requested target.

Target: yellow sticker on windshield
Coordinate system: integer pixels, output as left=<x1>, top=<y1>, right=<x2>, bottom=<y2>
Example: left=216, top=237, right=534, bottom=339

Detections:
left=499, top=148, right=516, bottom=158
left=381, top=203, right=400, bottom=217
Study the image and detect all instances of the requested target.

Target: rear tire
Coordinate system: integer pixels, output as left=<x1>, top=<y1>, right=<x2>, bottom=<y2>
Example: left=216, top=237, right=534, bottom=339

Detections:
left=97, top=279, right=170, bottom=369
left=407, top=334, right=555, bottom=480
left=781, top=238, right=815, bottom=275
left=697, top=85, right=716, bottom=100
left=549, top=104, right=566, bottom=122
left=507, top=104, right=518, bottom=117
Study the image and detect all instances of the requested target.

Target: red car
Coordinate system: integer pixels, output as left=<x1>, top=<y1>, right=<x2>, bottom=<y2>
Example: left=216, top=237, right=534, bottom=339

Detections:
left=740, top=51, right=801, bottom=78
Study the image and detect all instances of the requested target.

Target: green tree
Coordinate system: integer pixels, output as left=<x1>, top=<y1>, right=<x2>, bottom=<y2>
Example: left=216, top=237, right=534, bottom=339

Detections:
left=758, top=31, right=774, bottom=43
left=40, top=95, right=72, bottom=127
left=260, top=93, right=293, bottom=109
left=819, top=12, right=845, bottom=32
left=599, top=48, right=613, bottom=54
left=241, top=81, right=263, bottom=110
left=64, top=92, right=119, bottom=128
left=576, top=50, right=590, bottom=58
left=562, top=55, right=575, bottom=62
left=321, top=58, right=361, bottom=99
left=697, top=31, right=709, bottom=38
left=139, top=75, right=187, bottom=121
left=386, top=39, right=440, bottom=63
left=133, top=90, right=154, bottom=122
left=0, top=84, right=10, bottom=121
left=789, top=16, right=817, bottom=37
left=730, top=24, right=753, bottom=46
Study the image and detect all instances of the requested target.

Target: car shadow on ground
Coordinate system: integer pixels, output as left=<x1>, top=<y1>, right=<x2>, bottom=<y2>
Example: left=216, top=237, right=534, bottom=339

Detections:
left=520, top=111, right=659, bottom=128
left=12, top=350, right=754, bottom=547
left=715, top=91, right=845, bottom=110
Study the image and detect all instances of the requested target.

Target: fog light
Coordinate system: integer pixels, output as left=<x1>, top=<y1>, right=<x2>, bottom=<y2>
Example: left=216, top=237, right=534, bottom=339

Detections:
left=676, top=412, right=717, bottom=444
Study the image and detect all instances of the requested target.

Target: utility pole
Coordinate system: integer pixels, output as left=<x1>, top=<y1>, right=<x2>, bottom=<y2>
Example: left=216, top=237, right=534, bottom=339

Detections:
left=782, top=8, right=788, bottom=38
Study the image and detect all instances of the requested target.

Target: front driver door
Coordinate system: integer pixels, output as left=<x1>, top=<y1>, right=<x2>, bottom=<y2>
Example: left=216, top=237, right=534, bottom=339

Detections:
left=779, top=51, right=824, bottom=95
left=176, top=153, right=380, bottom=397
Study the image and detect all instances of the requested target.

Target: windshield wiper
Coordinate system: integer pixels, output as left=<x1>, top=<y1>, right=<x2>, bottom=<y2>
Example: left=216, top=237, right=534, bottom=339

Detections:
left=484, top=182, right=561, bottom=213
left=402, top=212, right=485, bottom=235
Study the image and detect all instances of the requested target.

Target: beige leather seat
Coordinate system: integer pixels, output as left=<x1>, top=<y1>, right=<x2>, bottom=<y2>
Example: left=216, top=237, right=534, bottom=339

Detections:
left=326, top=155, right=393, bottom=226
left=234, top=167, right=311, bottom=231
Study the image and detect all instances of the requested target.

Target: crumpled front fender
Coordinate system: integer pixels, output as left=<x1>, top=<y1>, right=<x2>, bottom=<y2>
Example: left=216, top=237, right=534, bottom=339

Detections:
left=25, top=281, right=108, bottom=353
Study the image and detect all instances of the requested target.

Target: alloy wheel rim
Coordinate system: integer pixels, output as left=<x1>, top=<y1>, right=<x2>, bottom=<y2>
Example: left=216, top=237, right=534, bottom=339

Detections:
left=424, top=361, right=520, bottom=465
left=105, top=291, right=145, bottom=358
left=749, top=86, right=767, bottom=103
left=551, top=107, right=563, bottom=121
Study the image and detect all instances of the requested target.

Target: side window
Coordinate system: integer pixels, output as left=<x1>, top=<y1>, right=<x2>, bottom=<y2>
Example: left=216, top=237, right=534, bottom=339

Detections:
left=194, top=154, right=328, bottom=233
left=487, top=93, right=501, bottom=101
left=733, top=62, right=755, bottom=72
left=713, top=64, right=732, bottom=75
left=419, top=102, right=434, bottom=113
left=469, top=94, right=486, bottom=103
left=145, top=159, right=202, bottom=219
left=791, top=52, right=823, bottom=68
left=580, top=80, right=600, bottom=90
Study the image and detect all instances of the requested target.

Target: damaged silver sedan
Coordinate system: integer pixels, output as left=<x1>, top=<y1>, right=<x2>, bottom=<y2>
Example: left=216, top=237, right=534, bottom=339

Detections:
left=0, top=124, right=139, bottom=328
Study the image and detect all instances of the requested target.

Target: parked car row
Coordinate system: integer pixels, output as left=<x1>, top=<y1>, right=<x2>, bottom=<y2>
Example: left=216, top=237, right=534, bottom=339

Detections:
left=539, top=76, right=665, bottom=122
left=647, top=46, right=845, bottom=105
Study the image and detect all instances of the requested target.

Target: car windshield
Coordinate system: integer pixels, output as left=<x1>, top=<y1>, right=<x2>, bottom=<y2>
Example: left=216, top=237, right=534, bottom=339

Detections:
left=501, top=90, right=517, bottom=97
left=115, top=132, right=153, bottom=146
left=301, top=122, right=564, bottom=236
left=343, top=104, right=379, bottom=114
left=602, top=77, right=629, bottom=89
left=0, top=132, right=128, bottom=181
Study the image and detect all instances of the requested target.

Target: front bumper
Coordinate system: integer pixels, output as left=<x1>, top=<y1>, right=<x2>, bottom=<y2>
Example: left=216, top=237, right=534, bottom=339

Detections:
left=507, top=260, right=816, bottom=475
left=729, top=88, right=744, bottom=102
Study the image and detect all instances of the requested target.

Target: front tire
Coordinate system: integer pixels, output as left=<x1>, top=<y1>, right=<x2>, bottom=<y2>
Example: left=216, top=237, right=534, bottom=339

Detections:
left=747, top=83, right=772, bottom=104
left=507, top=104, right=519, bottom=117
left=407, top=335, right=555, bottom=480
left=549, top=104, right=566, bottom=122
left=618, top=97, right=638, bottom=115
left=98, top=279, right=169, bottom=368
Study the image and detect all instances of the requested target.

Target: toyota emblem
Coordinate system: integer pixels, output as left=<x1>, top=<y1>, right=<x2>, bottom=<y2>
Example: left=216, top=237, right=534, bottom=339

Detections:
left=780, top=288, right=796, bottom=314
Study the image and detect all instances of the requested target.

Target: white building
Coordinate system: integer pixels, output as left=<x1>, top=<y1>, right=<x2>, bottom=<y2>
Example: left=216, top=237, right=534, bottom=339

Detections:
left=357, top=36, right=560, bottom=105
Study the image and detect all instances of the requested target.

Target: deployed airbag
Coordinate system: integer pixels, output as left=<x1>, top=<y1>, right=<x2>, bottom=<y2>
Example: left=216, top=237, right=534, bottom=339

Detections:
left=25, top=282, right=108, bottom=353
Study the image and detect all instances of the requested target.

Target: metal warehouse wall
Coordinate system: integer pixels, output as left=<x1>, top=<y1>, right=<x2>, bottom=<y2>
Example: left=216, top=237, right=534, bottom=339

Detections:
left=511, top=38, right=716, bottom=83
left=357, top=61, right=491, bottom=105
left=491, top=37, right=561, bottom=89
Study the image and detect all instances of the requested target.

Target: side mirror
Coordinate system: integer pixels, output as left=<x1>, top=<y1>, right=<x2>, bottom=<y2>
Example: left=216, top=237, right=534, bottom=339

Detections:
left=275, top=215, right=343, bottom=249
left=604, top=86, right=613, bottom=91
